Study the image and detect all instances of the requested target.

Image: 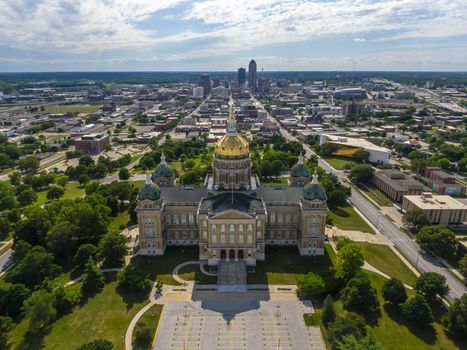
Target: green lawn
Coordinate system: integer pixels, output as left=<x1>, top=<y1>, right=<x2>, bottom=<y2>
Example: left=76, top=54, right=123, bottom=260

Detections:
left=322, top=156, right=357, bottom=170
left=41, top=105, right=102, bottom=114
left=328, top=206, right=375, bottom=234
left=132, top=304, right=163, bottom=350
left=177, top=264, right=217, bottom=284
left=358, top=184, right=394, bottom=207
left=357, top=242, right=418, bottom=286
left=108, top=211, right=131, bottom=232
left=130, top=246, right=199, bottom=285
left=248, top=245, right=335, bottom=284
left=36, top=182, right=85, bottom=206
left=8, top=274, right=148, bottom=350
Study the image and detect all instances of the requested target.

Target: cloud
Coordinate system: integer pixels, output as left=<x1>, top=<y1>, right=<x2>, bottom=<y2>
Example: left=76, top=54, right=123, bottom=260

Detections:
left=354, top=38, right=366, bottom=42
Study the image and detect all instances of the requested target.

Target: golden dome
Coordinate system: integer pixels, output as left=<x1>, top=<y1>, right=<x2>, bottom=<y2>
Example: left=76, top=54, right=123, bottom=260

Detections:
left=215, top=134, right=249, bottom=157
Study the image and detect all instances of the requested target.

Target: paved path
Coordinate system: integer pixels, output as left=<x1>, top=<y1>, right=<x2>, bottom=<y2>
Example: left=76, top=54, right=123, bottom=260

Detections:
left=172, top=260, right=217, bottom=285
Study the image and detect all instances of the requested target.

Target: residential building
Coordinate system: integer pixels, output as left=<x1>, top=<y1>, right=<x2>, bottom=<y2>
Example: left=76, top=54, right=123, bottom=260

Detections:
left=423, top=167, right=466, bottom=196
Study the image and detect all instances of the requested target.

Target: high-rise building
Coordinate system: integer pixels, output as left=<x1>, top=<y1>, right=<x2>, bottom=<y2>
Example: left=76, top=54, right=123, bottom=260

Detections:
left=237, top=67, right=246, bottom=85
left=193, top=86, right=204, bottom=99
left=248, top=59, right=257, bottom=91
left=199, top=74, right=211, bottom=96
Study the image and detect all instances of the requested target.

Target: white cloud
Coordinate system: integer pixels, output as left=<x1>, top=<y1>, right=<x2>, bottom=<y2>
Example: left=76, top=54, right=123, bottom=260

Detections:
left=354, top=38, right=366, bottom=42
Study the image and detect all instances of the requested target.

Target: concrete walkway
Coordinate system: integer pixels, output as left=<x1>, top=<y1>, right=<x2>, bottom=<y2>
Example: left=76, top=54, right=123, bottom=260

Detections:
left=172, top=260, right=217, bottom=284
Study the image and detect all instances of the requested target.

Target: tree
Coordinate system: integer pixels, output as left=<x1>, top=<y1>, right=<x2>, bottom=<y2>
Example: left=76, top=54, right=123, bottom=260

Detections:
left=402, top=208, right=429, bottom=233
left=6, top=246, right=61, bottom=288
left=337, top=333, right=383, bottom=350
left=78, top=173, right=91, bottom=185
left=0, top=283, right=31, bottom=319
left=0, top=181, right=17, bottom=210
left=321, top=294, right=336, bottom=327
left=73, top=243, right=98, bottom=269
left=134, top=323, right=152, bottom=348
left=79, top=155, right=95, bottom=167
left=297, top=273, right=326, bottom=297
left=335, top=237, right=353, bottom=250
left=459, top=255, right=467, bottom=279
left=328, top=189, right=349, bottom=206
left=402, top=295, right=433, bottom=326
left=352, top=150, right=370, bottom=164
left=98, top=232, right=127, bottom=267
left=8, top=171, right=22, bottom=185
left=15, top=206, right=50, bottom=245
left=117, top=264, right=151, bottom=293
left=335, top=243, right=364, bottom=280
left=81, top=257, right=105, bottom=294
left=46, top=185, right=65, bottom=200
left=340, top=272, right=379, bottom=312
left=118, top=168, right=130, bottom=180
left=327, top=314, right=367, bottom=347
left=416, top=226, right=458, bottom=260
left=18, top=156, right=40, bottom=174
left=12, top=240, right=32, bottom=263
left=382, top=278, right=407, bottom=305
left=0, top=316, right=13, bottom=349
left=56, top=175, right=69, bottom=187
left=24, top=290, right=57, bottom=333
left=0, top=218, right=11, bottom=238
left=46, top=221, right=78, bottom=261
left=18, top=188, right=38, bottom=206
left=349, top=165, right=374, bottom=184
left=415, top=272, right=449, bottom=301
left=76, top=339, right=113, bottom=350
left=444, top=294, right=467, bottom=335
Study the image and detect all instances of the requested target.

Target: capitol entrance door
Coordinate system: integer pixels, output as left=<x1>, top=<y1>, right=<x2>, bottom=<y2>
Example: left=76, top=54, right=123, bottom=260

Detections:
left=238, top=249, right=244, bottom=261
left=220, top=249, right=226, bottom=261
left=229, top=249, right=235, bottom=260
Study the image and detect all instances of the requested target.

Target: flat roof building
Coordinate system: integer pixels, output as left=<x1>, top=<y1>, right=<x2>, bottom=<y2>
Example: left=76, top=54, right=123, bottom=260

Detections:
left=74, top=133, right=110, bottom=155
left=402, top=193, right=467, bottom=227
left=373, top=169, right=430, bottom=202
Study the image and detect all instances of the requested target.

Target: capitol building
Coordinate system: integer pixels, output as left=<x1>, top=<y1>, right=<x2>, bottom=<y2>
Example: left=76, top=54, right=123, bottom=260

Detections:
left=136, top=112, right=328, bottom=269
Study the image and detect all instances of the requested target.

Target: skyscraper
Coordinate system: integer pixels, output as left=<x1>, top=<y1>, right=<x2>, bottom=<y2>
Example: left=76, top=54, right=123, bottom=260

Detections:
left=248, top=59, right=257, bottom=91
left=237, top=67, right=246, bottom=85
left=199, top=74, right=211, bottom=96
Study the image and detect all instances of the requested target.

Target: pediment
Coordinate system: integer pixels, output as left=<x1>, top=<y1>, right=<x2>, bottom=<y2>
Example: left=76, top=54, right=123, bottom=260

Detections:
left=210, top=209, right=254, bottom=220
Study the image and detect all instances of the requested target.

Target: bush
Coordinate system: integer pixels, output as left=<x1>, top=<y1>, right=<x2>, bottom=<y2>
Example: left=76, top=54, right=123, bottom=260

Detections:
left=76, top=339, right=113, bottom=350
left=327, top=313, right=366, bottom=347
left=297, top=273, right=326, bottom=297
left=402, top=295, right=433, bottom=326
left=382, top=278, right=407, bottom=305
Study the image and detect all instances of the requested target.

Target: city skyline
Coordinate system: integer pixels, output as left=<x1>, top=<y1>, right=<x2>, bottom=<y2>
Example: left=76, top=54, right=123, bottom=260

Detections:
left=0, top=0, right=467, bottom=72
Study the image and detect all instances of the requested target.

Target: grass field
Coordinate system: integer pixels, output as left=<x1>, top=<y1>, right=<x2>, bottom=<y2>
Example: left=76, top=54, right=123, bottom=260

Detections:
left=328, top=206, right=376, bottom=234
left=41, top=105, right=101, bottom=114
left=358, top=184, right=393, bottom=207
left=177, top=264, right=217, bottom=284
left=248, top=245, right=335, bottom=284
left=108, top=211, right=131, bottom=232
left=8, top=274, right=148, bottom=350
left=322, top=156, right=357, bottom=170
left=132, top=304, right=163, bottom=350
left=36, top=182, right=85, bottom=206
left=131, top=246, right=199, bottom=285
left=357, top=242, right=418, bottom=286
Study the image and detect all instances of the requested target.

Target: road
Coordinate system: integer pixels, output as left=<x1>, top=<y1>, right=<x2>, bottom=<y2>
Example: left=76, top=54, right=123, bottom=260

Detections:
left=0, top=248, right=13, bottom=273
left=252, top=94, right=467, bottom=301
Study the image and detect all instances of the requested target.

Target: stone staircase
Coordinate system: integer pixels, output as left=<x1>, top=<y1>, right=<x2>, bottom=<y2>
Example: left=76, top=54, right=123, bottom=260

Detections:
left=217, top=261, right=247, bottom=292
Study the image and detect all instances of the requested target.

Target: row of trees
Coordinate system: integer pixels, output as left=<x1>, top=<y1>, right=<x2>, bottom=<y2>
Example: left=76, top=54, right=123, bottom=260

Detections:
left=66, top=154, right=132, bottom=184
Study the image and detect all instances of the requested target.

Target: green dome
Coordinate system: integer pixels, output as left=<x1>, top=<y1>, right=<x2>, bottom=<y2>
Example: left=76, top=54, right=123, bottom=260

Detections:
left=137, top=176, right=161, bottom=201
left=303, top=172, right=327, bottom=201
left=291, top=153, right=310, bottom=178
left=153, top=152, right=174, bottom=179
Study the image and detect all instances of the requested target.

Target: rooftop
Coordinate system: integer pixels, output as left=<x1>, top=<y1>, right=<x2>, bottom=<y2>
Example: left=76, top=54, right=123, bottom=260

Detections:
left=323, top=134, right=390, bottom=153
left=404, top=193, right=467, bottom=210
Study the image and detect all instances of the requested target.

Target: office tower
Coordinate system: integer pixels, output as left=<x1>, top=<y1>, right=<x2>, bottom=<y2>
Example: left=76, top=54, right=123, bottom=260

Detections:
left=199, top=74, right=211, bottom=96
left=248, top=59, right=257, bottom=91
left=238, top=67, right=246, bottom=85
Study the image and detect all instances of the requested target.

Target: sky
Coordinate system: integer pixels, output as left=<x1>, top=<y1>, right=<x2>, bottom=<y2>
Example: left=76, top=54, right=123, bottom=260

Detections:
left=0, top=0, right=466, bottom=72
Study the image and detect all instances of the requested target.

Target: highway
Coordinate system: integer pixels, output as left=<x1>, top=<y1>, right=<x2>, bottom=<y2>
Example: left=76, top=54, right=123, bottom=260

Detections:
left=252, top=93, right=467, bottom=301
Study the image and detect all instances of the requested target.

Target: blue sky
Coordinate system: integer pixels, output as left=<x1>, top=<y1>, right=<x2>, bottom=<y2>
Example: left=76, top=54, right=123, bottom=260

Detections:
left=0, top=0, right=466, bottom=72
